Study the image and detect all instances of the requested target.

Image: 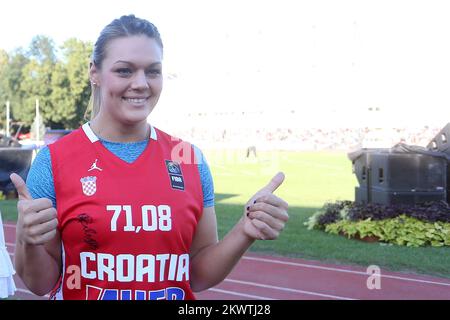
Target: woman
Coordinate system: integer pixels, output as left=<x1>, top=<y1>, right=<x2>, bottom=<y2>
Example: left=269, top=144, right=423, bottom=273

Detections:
left=11, top=14, right=289, bottom=300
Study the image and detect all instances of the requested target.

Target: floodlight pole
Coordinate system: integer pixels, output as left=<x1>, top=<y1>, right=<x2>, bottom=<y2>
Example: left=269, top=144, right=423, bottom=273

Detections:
left=6, top=100, right=10, bottom=137
left=35, top=99, right=40, bottom=142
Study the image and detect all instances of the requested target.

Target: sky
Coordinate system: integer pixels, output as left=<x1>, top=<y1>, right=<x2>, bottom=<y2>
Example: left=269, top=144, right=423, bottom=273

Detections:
left=1, top=0, right=449, bottom=128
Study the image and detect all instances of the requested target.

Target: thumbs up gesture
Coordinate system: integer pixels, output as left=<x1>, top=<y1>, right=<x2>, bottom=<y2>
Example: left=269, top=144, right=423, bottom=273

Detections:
left=243, top=172, right=289, bottom=240
left=10, top=173, right=58, bottom=246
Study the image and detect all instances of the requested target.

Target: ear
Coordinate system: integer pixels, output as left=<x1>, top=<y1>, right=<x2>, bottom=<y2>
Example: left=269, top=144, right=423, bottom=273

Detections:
left=89, top=62, right=100, bottom=85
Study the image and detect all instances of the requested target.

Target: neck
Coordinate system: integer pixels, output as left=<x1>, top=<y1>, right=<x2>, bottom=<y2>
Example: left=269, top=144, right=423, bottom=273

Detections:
left=89, top=117, right=150, bottom=142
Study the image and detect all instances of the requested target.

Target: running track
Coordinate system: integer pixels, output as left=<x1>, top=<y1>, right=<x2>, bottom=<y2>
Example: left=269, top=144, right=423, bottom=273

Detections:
left=3, top=222, right=450, bottom=300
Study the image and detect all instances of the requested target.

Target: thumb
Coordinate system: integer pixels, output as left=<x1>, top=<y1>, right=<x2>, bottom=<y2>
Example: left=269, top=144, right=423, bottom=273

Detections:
left=260, top=172, right=285, bottom=194
left=10, top=173, right=32, bottom=201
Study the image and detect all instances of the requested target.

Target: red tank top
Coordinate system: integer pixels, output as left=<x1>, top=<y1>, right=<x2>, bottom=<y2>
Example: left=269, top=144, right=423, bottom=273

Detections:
left=48, top=123, right=203, bottom=300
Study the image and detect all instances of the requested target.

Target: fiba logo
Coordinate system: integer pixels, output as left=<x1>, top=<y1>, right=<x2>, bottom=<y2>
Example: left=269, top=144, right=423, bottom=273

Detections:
left=166, top=161, right=181, bottom=174
left=165, top=160, right=185, bottom=190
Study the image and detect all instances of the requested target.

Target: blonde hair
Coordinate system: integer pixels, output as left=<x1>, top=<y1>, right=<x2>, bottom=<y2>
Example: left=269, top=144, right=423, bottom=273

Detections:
left=84, top=82, right=102, bottom=120
left=84, top=14, right=163, bottom=121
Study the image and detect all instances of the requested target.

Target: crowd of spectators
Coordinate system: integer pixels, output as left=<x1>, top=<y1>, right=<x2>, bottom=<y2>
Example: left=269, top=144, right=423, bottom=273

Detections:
left=166, top=124, right=443, bottom=152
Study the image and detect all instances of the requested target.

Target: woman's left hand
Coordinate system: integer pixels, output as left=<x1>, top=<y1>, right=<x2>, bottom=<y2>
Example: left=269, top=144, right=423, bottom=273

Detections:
left=243, top=172, right=289, bottom=240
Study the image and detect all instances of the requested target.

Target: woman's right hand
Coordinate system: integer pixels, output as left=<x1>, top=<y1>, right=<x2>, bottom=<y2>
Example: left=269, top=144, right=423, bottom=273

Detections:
left=10, top=173, right=58, bottom=246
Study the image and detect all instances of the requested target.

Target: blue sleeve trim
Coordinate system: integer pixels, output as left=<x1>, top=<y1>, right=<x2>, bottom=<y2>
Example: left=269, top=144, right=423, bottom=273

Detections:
left=26, top=146, right=57, bottom=208
left=193, top=145, right=215, bottom=208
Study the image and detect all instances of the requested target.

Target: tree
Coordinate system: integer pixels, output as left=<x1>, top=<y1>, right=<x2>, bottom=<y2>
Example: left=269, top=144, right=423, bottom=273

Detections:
left=45, top=38, right=92, bottom=129
left=0, top=49, right=30, bottom=128
left=0, top=49, right=7, bottom=66
left=58, top=38, right=93, bottom=128
left=1, top=36, right=93, bottom=132
left=19, top=59, right=53, bottom=125
left=0, top=49, right=9, bottom=130
left=48, top=61, right=72, bottom=128
left=29, top=35, right=56, bottom=65
left=18, top=35, right=56, bottom=126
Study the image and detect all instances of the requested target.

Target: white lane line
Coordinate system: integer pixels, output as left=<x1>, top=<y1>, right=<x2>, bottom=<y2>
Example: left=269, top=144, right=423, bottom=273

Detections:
left=225, top=279, right=355, bottom=300
left=207, top=288, right=274, bottom=300
left=7, top=224, right=450, bottom=290
left=8, top=251, right=350, bottom=300
left=7, top=250, right=271, bottom=300
left=243, top=256, right=450, bottom=287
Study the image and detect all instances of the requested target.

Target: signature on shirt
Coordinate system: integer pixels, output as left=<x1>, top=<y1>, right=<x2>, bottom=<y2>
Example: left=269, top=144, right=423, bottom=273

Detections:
left=77, top=213, right=99, bottom=250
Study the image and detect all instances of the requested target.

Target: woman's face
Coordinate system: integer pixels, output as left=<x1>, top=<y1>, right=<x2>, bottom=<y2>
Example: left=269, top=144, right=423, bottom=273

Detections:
left=91, top=35, right=163, bottom=125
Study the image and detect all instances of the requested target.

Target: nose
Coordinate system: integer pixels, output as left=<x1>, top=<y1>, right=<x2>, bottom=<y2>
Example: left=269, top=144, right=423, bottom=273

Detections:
left=131, top=70, right=149, bottom=90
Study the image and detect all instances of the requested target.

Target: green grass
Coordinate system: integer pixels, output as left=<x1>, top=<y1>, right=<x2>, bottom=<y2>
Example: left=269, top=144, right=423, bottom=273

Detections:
left=206, top=149, right=450, bottom=279
left=3, top=149, right=450, bottom=279
left=0, top=200, right=18, bottom=222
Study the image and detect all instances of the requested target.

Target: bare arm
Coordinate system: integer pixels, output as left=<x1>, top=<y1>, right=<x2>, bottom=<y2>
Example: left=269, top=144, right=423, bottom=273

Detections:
left=11, top=173, right=62, bottom=296
left=189, top=172, right=289, bottom=292
left=15, top=231, right=62, bottom=296
left=189, top=207, right=254, bottom=292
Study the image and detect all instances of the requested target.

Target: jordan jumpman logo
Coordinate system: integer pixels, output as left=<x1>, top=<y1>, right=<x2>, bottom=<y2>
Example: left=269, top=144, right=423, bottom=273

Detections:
left=88, top=159, right=103, bottom=172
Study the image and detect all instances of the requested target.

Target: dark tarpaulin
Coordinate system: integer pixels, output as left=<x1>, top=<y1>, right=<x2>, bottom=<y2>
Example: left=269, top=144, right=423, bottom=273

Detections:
left=0, top=148, right=33, bottom=193
left=349, top=122, right=450, bottom=162
left=0, top=135, right=21, bottom=148
left=348, top=143, right=450, bottom=162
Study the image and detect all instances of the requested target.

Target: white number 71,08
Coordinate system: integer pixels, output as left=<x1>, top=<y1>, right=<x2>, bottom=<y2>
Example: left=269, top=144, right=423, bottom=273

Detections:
left=106, top=205, right=172, bottom=232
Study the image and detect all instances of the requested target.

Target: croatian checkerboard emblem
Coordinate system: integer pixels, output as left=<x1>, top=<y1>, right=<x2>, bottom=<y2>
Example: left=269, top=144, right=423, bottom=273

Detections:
left=80, top=176, right=97, bottom=196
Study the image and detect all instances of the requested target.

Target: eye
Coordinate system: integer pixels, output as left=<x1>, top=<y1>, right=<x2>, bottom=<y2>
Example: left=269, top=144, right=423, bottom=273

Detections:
left=146, top=69, right=162, bottom=78
left=116, top=68, right=132, bottom=76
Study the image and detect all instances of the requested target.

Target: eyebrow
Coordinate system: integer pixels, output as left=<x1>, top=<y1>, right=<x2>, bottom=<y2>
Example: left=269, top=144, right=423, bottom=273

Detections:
left=113, top=60, right=162, bottom=67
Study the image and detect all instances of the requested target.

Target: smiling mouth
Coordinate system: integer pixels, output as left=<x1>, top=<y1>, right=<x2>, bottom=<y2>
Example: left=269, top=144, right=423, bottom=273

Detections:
left=122, top=97, right=150, bottom=104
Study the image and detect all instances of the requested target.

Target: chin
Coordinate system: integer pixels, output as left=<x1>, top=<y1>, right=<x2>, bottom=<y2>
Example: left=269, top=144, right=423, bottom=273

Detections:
left=122, top=109, right=154, bottom=125
left=122, top=115, right=150, bottom=125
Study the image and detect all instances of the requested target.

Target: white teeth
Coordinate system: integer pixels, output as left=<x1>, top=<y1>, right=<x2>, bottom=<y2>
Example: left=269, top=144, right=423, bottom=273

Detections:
left=124, top=98, right=147, bottom=103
